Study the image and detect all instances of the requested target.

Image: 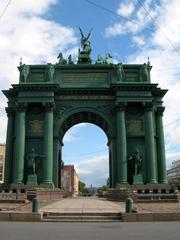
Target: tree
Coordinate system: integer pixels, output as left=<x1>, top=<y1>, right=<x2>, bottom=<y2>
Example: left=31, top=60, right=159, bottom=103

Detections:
left=79, top=180, right=86, bottom=193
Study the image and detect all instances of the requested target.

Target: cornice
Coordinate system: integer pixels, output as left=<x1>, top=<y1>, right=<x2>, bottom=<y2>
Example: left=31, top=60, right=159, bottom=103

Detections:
left=11, top=83, right=59, bottom=92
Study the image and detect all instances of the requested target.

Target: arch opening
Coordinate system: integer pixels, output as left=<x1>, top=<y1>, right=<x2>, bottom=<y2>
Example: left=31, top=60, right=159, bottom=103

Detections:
left=57, top=111, right=111, bottom=194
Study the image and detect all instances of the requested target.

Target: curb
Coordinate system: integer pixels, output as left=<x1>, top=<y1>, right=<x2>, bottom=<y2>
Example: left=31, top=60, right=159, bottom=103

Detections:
left=0, top=212, right=180, bottom=222
left=0, top=212, right=42, bottom=222
left=121, top=212, right=180, bottom=222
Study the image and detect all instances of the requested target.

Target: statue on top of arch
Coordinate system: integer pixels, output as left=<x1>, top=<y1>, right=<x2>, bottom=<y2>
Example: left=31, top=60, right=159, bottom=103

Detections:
left=78, top=28, right=92, bottom=64
left=79, top=27, right=92, bottom=54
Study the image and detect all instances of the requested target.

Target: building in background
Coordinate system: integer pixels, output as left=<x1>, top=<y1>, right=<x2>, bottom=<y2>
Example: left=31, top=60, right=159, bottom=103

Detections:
left=167, top=160, right=180, bottom=188
left=0, top=144, right=5, bottom=183
left=61, top=165, right=79, bottom=196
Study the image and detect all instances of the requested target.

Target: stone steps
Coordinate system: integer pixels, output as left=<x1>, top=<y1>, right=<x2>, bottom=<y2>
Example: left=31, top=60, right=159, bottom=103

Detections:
left=42, top=212, right=121, bottom=222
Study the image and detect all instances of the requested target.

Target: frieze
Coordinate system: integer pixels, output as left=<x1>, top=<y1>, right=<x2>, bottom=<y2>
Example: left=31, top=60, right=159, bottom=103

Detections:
left=55, top=95, right=115, bottom=100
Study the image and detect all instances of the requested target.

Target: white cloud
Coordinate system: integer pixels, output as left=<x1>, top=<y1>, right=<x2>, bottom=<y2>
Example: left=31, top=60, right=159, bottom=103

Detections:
left=132, top=35, right=145, bottom=46
left=152, top=0, right=180, bottom=49
left=63, top=123, right=87, bottom=143
left=166, top=152, right=180, bottom=169
left=75, top=154, right=108, bottom=187
left=117, top=1, right=135, bottom=17
left=0, top=0, right=57, bottom=17
left=105, top=0, right=158, bottom=37
left=0, top=0, right=78, bottom=143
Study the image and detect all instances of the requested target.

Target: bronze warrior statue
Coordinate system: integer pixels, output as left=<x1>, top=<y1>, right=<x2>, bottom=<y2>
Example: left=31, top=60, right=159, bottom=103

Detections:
left=79, top=27, right=92, bottom=53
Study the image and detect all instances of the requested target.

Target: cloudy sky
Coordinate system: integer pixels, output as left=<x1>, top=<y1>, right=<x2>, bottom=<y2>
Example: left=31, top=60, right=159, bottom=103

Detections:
left=0, top=0, right=180, bottom=187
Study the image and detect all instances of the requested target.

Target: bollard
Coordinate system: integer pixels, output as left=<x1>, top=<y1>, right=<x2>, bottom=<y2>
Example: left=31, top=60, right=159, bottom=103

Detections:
left=126, top=198, right=133, bottom=213
left=32, top=197, right=40, bottom=213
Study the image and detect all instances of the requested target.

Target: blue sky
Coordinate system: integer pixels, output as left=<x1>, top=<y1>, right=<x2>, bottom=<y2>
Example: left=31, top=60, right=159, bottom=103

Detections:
left=0, top=0, right=180, bottom=187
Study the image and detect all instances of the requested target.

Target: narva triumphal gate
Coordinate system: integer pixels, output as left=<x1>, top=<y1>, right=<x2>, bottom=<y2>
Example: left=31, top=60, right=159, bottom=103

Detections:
left=3, top=30, right=168, bottom=190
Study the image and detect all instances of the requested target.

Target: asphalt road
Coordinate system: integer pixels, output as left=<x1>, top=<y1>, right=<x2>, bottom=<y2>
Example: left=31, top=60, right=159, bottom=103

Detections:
left=0, top=222, right=179, bottom=240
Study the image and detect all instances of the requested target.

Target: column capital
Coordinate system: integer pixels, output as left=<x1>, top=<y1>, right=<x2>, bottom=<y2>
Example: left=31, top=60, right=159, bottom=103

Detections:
left=43, top=102, right=55, bottom=112
left=115, top=102, right=127, bottom=111
left=16, top=103, right=27, bottom=112
left=143, top=102, right=154, bottom=111
left=156, top=106, right=165, bottom=116
left=5, top=107, right=15, bottom=116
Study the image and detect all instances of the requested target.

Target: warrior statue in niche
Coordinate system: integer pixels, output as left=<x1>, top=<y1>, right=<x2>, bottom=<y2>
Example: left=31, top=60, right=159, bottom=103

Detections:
left=27, top=148, right=44, bottom=175
left=129, top=149, right=142, bottom=175
left=27, top=148, right=37, bottom=175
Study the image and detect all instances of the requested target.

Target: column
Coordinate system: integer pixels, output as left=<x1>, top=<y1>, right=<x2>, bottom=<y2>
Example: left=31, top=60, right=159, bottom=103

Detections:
left=144, top=104, right=157, bottom=183
left=156, top=107, right=168, bottom=184
left=42, top=103, right=54, bottom=186
left=4, top=107, right=15, bottom=185
left=109, top=148, right=112, bottom=188
left=116, top=103, right=127, bottom=184
left=109, top=137, right=117, bottom=188
left=53, top=137, right=63, bottom=188
left=13, top=104, right=26, bottom=184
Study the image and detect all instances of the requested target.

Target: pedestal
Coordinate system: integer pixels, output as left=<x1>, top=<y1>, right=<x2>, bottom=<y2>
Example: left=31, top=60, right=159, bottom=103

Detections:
left=133, top=174, right=143, bottom=184
left=27, top=174, right=38, bottom=185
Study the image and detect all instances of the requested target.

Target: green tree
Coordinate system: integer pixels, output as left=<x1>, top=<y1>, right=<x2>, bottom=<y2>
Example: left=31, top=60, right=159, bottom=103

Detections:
left=79, top=180, right=86, bottom=193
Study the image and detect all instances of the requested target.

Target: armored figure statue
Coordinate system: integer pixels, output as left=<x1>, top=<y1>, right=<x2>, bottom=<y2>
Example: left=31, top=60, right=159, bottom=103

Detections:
left=116, top=63, right=125, bottom=81
left=27, top=148, right=36, bottom=175
left=19, top=64, right=29, bottom=82
left=129, top=149, right=142, bottom=175
left=47, top=63, right=55, bottom=81
left=79, top=27, right=92, bottom=53
left=141, top=63, right=149, bottom=82
left=27, top=148, right=44, bottom=175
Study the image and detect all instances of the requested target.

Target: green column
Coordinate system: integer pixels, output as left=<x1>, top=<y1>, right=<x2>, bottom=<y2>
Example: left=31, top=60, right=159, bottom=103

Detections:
left=116, top=103, right=127, bottom=184
left=156, top=107, right=167, bottom=184
left=109, top=137, right=117, bottom=188
left=53, top=137, right=63, bottom=188
left=4, top=107, right=14, bottom=185
left=109, top=147, right=112, bottom=188
left=144, top=104, right=157, bottom=184
left=13, top=105, right=26, bottom=184
left=42, top=104, right=54, bottom=186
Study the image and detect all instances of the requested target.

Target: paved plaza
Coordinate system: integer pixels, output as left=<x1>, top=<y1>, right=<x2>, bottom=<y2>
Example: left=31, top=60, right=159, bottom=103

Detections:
left=40, top=196, right=125, bottom=213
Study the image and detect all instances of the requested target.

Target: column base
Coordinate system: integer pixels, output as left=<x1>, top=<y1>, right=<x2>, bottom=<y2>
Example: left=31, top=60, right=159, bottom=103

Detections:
left=159, top=180, right=168, bottom=184
left=10, top=183, right=25, bottom=190
left=116, top=181, right=128, bottom=187
left=148, top=179, right=157, bottom=184
left=40, top=182, right=54, bottom=188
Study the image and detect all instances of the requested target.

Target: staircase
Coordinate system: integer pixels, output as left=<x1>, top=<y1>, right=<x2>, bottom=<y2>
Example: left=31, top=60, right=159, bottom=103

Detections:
left=42, top=212, right=122, bottom=222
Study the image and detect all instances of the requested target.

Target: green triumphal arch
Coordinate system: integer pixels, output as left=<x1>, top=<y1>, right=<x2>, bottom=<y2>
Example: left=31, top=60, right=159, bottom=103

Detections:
left=3, top=31, right=168, bottom=189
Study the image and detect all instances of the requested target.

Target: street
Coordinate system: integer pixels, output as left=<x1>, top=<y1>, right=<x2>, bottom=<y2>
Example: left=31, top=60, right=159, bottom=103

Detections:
left=0, top=222, right=179, bottom=240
